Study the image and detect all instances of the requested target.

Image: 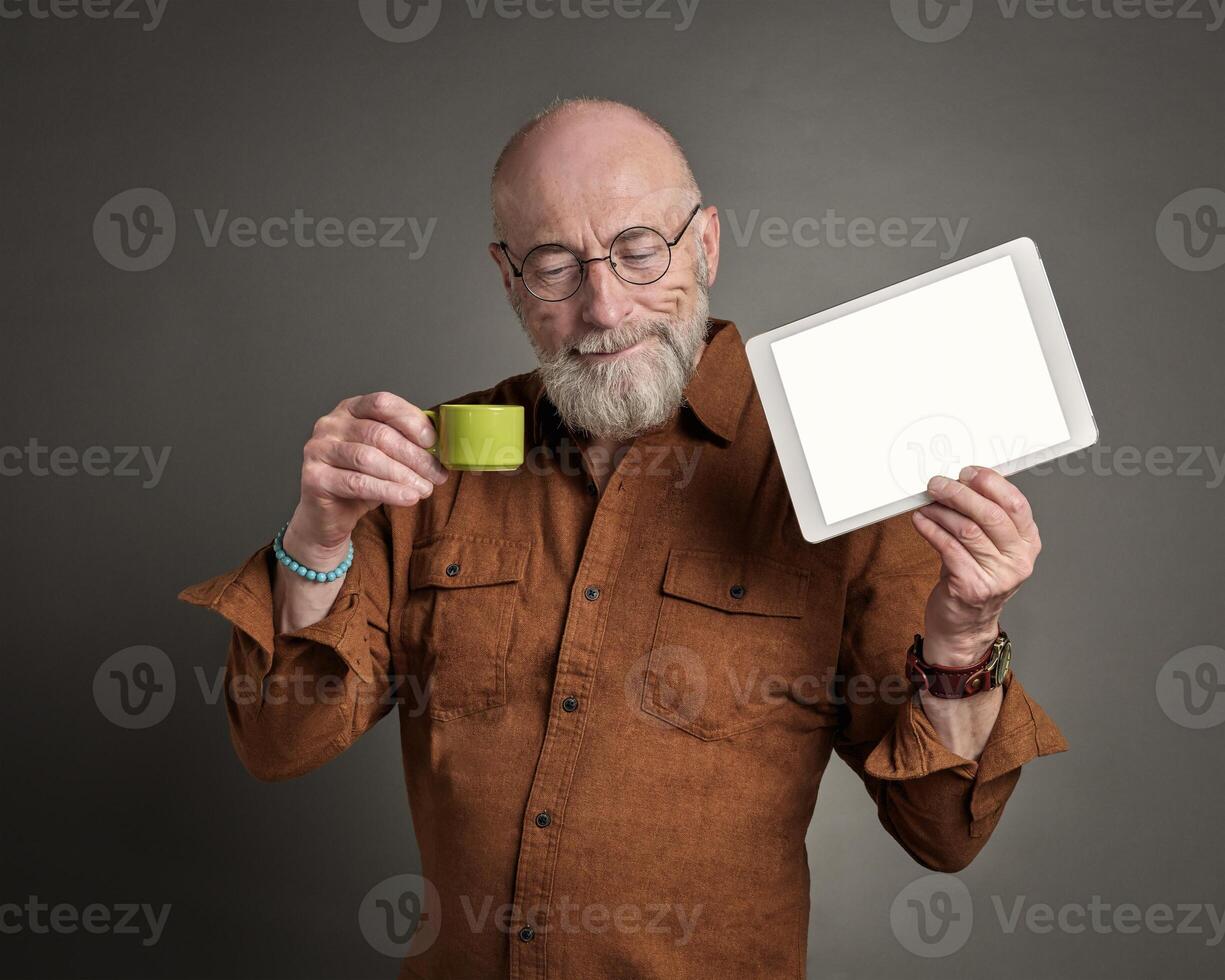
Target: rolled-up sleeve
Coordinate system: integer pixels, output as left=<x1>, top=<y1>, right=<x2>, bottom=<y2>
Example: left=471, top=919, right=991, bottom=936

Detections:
left=177, top=507, right=398, bottom=781
left=832, top=513, right=1069, bottom=872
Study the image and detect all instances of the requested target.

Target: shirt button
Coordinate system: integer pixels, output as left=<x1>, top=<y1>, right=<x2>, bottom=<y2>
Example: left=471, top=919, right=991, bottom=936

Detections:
left=561, top=695, right=579, bottom=713
left=729, top=584, right=746, bottom=600
left=519, top=925, right=535, bottom=943
left=445, top=562, right=461, bottom=577
left=586, top=481, right=597, bottom=496
left=534, top=811, right=552, bottom=828
left=584, top=585, right=600, bottom=601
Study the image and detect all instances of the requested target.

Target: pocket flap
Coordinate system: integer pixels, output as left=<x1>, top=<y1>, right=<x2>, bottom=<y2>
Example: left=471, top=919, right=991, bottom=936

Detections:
left=661, top=549, right=809, bottom=617
left=410, top=533, right=530, bottom=590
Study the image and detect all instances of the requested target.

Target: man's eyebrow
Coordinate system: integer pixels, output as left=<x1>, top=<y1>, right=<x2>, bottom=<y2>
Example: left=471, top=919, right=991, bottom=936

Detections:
left=514, top=215, right=664, bottom=253
left=523, top=238, right=572, bottom=251
left=507, top=227, right=567, bottom=251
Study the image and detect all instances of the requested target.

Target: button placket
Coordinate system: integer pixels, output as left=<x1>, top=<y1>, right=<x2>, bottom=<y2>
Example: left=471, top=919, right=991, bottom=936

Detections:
left=507, top=435, right=655, bottom=980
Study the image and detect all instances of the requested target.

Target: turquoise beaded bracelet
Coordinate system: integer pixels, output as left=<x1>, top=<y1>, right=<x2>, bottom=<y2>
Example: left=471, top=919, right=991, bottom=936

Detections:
left=273, top=523, right=353, bottom=583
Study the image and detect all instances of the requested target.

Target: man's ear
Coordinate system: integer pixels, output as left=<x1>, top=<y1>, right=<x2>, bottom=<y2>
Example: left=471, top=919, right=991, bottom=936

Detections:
left=488, top=242, right=514, bottom=297
left=699, top=207, right=721, bottom=288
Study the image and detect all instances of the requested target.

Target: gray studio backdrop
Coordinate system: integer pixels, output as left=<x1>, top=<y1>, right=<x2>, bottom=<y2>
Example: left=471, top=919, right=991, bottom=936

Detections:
left=2, top=1, right=1223, bottom=977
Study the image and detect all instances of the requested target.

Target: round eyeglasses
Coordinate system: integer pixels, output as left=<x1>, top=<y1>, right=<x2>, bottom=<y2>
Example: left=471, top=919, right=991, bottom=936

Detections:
left=498, top=202, right=702, bottom=302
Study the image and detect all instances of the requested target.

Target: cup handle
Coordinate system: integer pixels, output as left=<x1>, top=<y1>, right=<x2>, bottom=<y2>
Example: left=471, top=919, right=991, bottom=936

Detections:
left=422, top=409, right=439, bottom=457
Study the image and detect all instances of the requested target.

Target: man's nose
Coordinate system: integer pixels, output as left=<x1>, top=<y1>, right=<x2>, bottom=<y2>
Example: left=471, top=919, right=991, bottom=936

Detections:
left=578, top=258, right=634, bottom=331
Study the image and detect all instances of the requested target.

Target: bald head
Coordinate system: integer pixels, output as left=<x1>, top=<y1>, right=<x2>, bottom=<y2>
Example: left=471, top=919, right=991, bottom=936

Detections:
left=490, top=98, right=700, bottom=244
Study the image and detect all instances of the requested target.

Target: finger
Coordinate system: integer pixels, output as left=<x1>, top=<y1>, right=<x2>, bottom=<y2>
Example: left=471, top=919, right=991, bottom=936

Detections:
left=925, top=471, right=1023, bottom=554
left=311, top=461, right=427, bottom=508
left=348, top=418, right=448, bottom=485
left=316, top=439, right=436, bottom=497
left=958, top=465, right=1039, bottom=546
left=911, top=508, right=984, bottom=583
left=916, top=501, right=1004, bottom=568
left=345, top=391, right=436, bottom=448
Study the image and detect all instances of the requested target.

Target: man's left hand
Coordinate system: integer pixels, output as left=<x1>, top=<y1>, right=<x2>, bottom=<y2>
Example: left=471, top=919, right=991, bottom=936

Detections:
left=911, top=465, right=1041, bottom=667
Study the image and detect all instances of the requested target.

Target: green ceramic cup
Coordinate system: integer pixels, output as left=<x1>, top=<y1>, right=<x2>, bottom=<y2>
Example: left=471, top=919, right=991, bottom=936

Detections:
left=422, top=404, right=524, bottom=471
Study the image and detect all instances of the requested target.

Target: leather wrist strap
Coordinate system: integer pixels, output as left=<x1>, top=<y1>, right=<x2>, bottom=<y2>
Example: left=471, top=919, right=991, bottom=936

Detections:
left=905, top=630, right=1012, bottom=699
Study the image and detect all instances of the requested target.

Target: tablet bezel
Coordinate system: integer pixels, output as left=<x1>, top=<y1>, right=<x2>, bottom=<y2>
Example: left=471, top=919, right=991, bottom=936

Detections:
left=744, top=237, right=1099, bottom=544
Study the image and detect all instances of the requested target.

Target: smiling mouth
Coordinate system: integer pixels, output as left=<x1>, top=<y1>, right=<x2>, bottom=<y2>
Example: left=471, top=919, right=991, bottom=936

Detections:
left=581, top=337, right=652, bottom=360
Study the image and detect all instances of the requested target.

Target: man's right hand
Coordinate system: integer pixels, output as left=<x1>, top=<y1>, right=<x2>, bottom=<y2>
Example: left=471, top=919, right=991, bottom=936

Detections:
left=274, top=392, right=450, bottom=633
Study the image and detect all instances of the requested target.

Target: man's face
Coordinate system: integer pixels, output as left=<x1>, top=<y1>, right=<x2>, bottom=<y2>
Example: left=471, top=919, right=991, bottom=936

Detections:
left=507, top=200, right=715, bottom=443
left=489, top=116, right=721, bottom=442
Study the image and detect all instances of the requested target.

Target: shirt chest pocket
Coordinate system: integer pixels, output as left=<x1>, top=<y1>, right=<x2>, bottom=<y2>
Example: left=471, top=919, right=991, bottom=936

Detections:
left=643, top=548, right=813, bottom=740
left=404, top=533, right=530, bottom=722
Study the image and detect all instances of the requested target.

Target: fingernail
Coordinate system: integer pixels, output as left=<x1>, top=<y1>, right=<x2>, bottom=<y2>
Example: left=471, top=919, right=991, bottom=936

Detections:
left=419, top=427, right=435, bottom=447
left=929, top=475, right=949, bottom=492
left=960, top=466, right=978, bottom=481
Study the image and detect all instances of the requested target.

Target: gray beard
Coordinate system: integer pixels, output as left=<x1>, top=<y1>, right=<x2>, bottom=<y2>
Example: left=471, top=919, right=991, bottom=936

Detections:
left=520, top=252, right=711, bottom=442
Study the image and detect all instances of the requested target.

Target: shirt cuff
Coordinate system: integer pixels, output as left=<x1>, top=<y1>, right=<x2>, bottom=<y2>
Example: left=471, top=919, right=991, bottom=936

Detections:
left=863, top=673, right=1069, bottom=828
left=177, top=543, right=374, bottom=684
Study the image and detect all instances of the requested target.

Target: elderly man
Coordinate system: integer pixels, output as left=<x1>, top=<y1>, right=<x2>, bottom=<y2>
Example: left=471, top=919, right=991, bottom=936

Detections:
left=180, top=97, right=1067, bottom=979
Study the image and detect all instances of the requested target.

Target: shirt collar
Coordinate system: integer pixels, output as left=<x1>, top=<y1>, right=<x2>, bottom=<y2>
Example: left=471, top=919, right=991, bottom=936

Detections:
left=528, top=317, right=753, bottom=450
left=679, top=317, right=753, bottom=443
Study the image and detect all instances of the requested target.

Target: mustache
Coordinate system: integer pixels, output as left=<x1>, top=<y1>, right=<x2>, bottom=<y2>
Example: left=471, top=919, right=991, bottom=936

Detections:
left=562, top=320, right=669, bottom=357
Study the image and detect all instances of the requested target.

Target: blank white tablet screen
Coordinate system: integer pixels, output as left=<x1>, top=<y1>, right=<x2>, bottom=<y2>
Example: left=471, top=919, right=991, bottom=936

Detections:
left=770, top=255, right=1070, bottom=525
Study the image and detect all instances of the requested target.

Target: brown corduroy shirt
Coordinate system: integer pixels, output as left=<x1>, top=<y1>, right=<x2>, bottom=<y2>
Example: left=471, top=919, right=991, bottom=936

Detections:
left=179, top=318, right=1067, bottom=980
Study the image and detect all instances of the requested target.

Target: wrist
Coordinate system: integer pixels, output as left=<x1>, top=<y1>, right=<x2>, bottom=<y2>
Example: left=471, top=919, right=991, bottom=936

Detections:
left=281, top=520, right=351, bottom=572
left=922, top=624, right=1000, bottom=667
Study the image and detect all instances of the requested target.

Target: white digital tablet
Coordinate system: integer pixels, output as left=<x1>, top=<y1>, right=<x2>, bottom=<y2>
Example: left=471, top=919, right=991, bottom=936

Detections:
left=745, top=238, right=1098, bottom=544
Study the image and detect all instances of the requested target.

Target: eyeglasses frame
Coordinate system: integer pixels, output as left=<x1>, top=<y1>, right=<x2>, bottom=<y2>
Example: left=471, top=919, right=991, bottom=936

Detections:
left=497, top=202, right=703, bottom=302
